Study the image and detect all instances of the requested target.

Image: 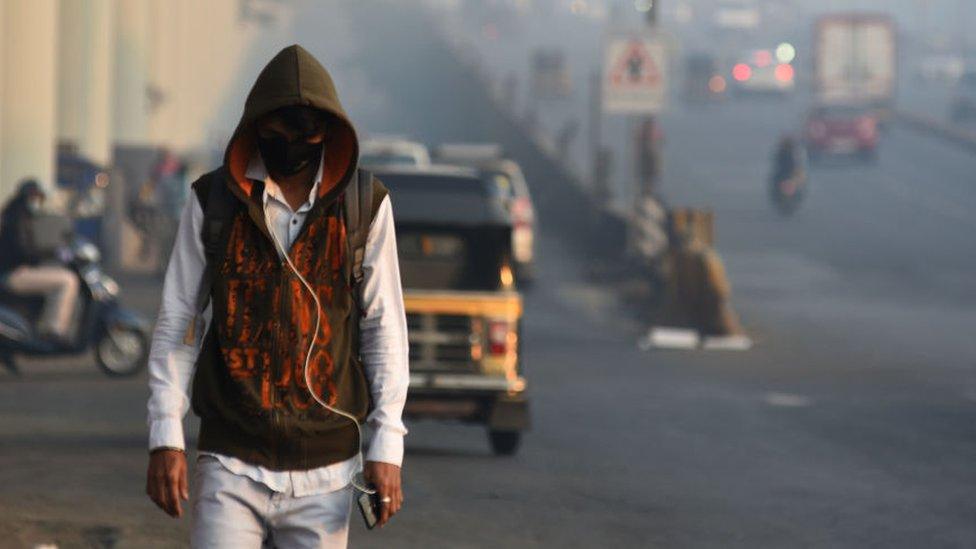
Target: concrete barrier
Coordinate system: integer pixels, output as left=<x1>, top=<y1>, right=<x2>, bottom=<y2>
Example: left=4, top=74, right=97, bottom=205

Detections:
left=659, top=208, right=744, bottom=338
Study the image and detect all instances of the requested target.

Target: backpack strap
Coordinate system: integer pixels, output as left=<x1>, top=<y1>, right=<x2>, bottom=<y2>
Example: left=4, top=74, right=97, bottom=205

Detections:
left=182, top=167, right=239, bottom=345
left=344, top=168, right=374, bottom=290
left=344, top=168, right=391, bottom=322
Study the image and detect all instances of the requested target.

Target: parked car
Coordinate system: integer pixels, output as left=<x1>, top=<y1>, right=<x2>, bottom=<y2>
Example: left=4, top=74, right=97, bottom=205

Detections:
left=434, top=144, right=536, bottom=284
left=376, top=165, right=529, bottom=456
left=360, top=137, right=431, bottom=168
left=804, top=104, right=879, bottom=162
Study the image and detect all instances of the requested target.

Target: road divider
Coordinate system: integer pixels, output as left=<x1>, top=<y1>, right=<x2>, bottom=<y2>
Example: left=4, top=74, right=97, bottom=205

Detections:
left=637, top=327, right=752, bottom=352
left=430, top=14, right=748, bottom=346
left=894, top=109, right=976, bottom=152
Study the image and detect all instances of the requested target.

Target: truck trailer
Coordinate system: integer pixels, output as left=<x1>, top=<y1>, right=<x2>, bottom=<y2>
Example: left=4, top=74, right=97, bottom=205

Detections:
left=813, top=13, right=897, bottom=109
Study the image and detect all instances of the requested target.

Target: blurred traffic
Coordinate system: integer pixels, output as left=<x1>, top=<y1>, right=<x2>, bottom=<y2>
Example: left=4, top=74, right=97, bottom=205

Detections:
left=2, top=0, right=976, bottom=547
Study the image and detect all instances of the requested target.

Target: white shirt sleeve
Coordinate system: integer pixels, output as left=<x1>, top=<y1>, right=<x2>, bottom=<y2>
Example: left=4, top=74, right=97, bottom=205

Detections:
left=146, top=193, right=206, bottom=451
left=358, top=195, right=410, bottom=466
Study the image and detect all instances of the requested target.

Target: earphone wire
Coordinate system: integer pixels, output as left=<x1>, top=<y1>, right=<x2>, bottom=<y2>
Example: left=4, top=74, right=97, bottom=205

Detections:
left=263, top=195, right=375, bottom=495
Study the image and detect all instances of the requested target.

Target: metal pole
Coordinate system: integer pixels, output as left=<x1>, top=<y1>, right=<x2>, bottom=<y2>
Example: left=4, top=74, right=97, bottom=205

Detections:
left=636, top=0, right=660, bottom=198
left=646, top=0, right=658, bottom=27
left=589, top=68, right=605, bottom=200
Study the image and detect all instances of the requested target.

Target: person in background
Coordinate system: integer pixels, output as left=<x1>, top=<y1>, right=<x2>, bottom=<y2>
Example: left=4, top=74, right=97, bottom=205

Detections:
left=153, top=148, right=188, bottom=221
left=771, top=135, right=804, bottom=184
left=0, top=179, right=79, bottom=343
left=145, top=45, right=409, bottom=547
left=151, top=149, right=189, bottom=276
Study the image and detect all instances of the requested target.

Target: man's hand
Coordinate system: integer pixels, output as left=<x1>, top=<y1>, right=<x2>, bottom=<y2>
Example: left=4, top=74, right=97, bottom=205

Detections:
left=146, top=448, right=189, bottom=518
left=364, top=461, right=402, bottom=527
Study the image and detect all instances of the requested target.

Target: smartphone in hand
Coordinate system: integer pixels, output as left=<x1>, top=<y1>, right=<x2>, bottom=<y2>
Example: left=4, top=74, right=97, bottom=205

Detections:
left=357, top=484, right=381, bottom=529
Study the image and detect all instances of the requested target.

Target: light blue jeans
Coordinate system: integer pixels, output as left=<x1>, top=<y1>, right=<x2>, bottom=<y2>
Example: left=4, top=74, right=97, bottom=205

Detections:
left=191, top=455, right=354, bottom=548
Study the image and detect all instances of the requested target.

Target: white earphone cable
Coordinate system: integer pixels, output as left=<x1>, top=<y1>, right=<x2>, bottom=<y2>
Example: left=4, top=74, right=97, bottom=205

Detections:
left=264, top=198, right=375, bottom=495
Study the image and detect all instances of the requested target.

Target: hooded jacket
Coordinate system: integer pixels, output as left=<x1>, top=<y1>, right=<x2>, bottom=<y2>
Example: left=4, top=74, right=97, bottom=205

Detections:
left=190, top=45, right=382, bottom=470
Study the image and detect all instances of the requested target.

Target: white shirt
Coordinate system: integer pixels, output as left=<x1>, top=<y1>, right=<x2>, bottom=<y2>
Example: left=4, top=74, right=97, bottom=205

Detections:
left=146, top=155, right=409, bottom=496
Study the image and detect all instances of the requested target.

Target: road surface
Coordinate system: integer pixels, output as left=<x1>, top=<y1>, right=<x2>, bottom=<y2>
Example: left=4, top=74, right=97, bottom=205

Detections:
left=1, top=3, right=974, bottom=548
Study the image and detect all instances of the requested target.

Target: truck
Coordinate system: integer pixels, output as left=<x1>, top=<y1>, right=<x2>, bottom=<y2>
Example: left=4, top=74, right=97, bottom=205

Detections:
left=813, top=14, right=897, bottom=109
left=376, top=165, right=529, bottom=456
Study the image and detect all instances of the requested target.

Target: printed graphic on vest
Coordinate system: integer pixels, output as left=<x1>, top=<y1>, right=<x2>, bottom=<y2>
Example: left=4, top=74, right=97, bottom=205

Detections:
left=217, top=209, right=349, bottom=412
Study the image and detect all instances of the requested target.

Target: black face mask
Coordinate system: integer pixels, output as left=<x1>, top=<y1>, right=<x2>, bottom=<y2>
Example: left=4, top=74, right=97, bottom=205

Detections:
left=257, top=135, right=323, bottom=178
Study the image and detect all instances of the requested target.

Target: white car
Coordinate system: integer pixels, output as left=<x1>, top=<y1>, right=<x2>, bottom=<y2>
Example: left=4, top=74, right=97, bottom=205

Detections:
left=360, top=138, right=431, bottom=168
left=730, top=49, right=796, bottom=95
left=433, top=143, right=503, bottom=162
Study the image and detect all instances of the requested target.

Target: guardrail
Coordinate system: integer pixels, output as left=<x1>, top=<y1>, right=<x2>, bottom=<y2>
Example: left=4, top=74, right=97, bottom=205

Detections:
left=428, top=17, right=629, bottom=259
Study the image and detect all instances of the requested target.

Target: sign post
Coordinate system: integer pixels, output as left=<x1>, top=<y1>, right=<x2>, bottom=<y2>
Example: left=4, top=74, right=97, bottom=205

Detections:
left=598, top=2, right=668, bottom=272
left=602, top=2, right=666, bottom=198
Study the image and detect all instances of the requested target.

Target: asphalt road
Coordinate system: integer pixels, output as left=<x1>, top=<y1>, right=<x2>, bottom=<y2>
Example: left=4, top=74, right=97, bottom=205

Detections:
left=2, top=3, right=975, bottom=548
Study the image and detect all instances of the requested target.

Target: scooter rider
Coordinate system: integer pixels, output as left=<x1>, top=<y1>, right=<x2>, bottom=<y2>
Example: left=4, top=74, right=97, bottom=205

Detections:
left=771, top=136, right=806, bottom=185
left=0, top=179, right=79, bottom=344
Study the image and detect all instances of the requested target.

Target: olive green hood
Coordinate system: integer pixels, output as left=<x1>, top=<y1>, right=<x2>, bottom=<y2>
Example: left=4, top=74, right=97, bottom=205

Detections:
left=224, top=44, right=359, bottom=204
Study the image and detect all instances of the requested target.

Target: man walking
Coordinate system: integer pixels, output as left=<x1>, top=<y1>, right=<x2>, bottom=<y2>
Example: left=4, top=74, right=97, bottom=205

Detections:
left=146, top=45, right=409, bottom=547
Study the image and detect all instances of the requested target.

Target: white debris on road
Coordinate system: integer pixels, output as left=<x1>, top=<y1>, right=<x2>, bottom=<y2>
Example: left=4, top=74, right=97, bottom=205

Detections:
left=763, top=392, right=813, bottom=408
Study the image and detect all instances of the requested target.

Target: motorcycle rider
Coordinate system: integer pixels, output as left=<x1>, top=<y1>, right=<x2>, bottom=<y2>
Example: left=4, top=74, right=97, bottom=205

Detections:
left=769, top=135, right=808, bottom=208
left=771, top=136, right=806, bottom=187
left=0, top=179, right=78, bottom=344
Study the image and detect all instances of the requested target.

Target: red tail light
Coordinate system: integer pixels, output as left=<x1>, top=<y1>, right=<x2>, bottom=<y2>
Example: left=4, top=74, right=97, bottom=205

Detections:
left=808, top=121, right=828, bottom=140
left=487, top=320, right=510, bottom=355
left=856, top=116, right=876, bottom=139
left=774, top=63, right=794, bottom=82
left=733, top=63, right=752, bottom=82
left=510, top=197, right=533, bottom=229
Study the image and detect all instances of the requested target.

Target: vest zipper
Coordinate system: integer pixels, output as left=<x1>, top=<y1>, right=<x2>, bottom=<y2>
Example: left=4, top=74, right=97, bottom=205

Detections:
left=270, top=260, right=289, bottom=463
left=267, top=203, right=329, bottom=463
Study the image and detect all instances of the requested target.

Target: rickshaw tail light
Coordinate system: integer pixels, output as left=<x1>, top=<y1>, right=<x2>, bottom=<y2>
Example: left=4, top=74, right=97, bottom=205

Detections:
left=488, top=320, right=510, bottom=355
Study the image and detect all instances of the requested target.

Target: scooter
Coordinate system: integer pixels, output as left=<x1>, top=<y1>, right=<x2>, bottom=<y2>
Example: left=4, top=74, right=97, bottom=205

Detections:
left=0, top=235, right=150, bottom=377
left=769, top=163, right=807, bottom=217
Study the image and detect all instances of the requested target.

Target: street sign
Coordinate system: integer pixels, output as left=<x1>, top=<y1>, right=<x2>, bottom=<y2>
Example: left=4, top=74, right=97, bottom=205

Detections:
left=603, top=34, right=668, bottom=114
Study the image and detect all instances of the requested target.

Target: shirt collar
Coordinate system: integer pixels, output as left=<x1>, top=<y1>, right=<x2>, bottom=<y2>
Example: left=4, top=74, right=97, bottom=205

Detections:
left=246, top=153, right=324, bottom=212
